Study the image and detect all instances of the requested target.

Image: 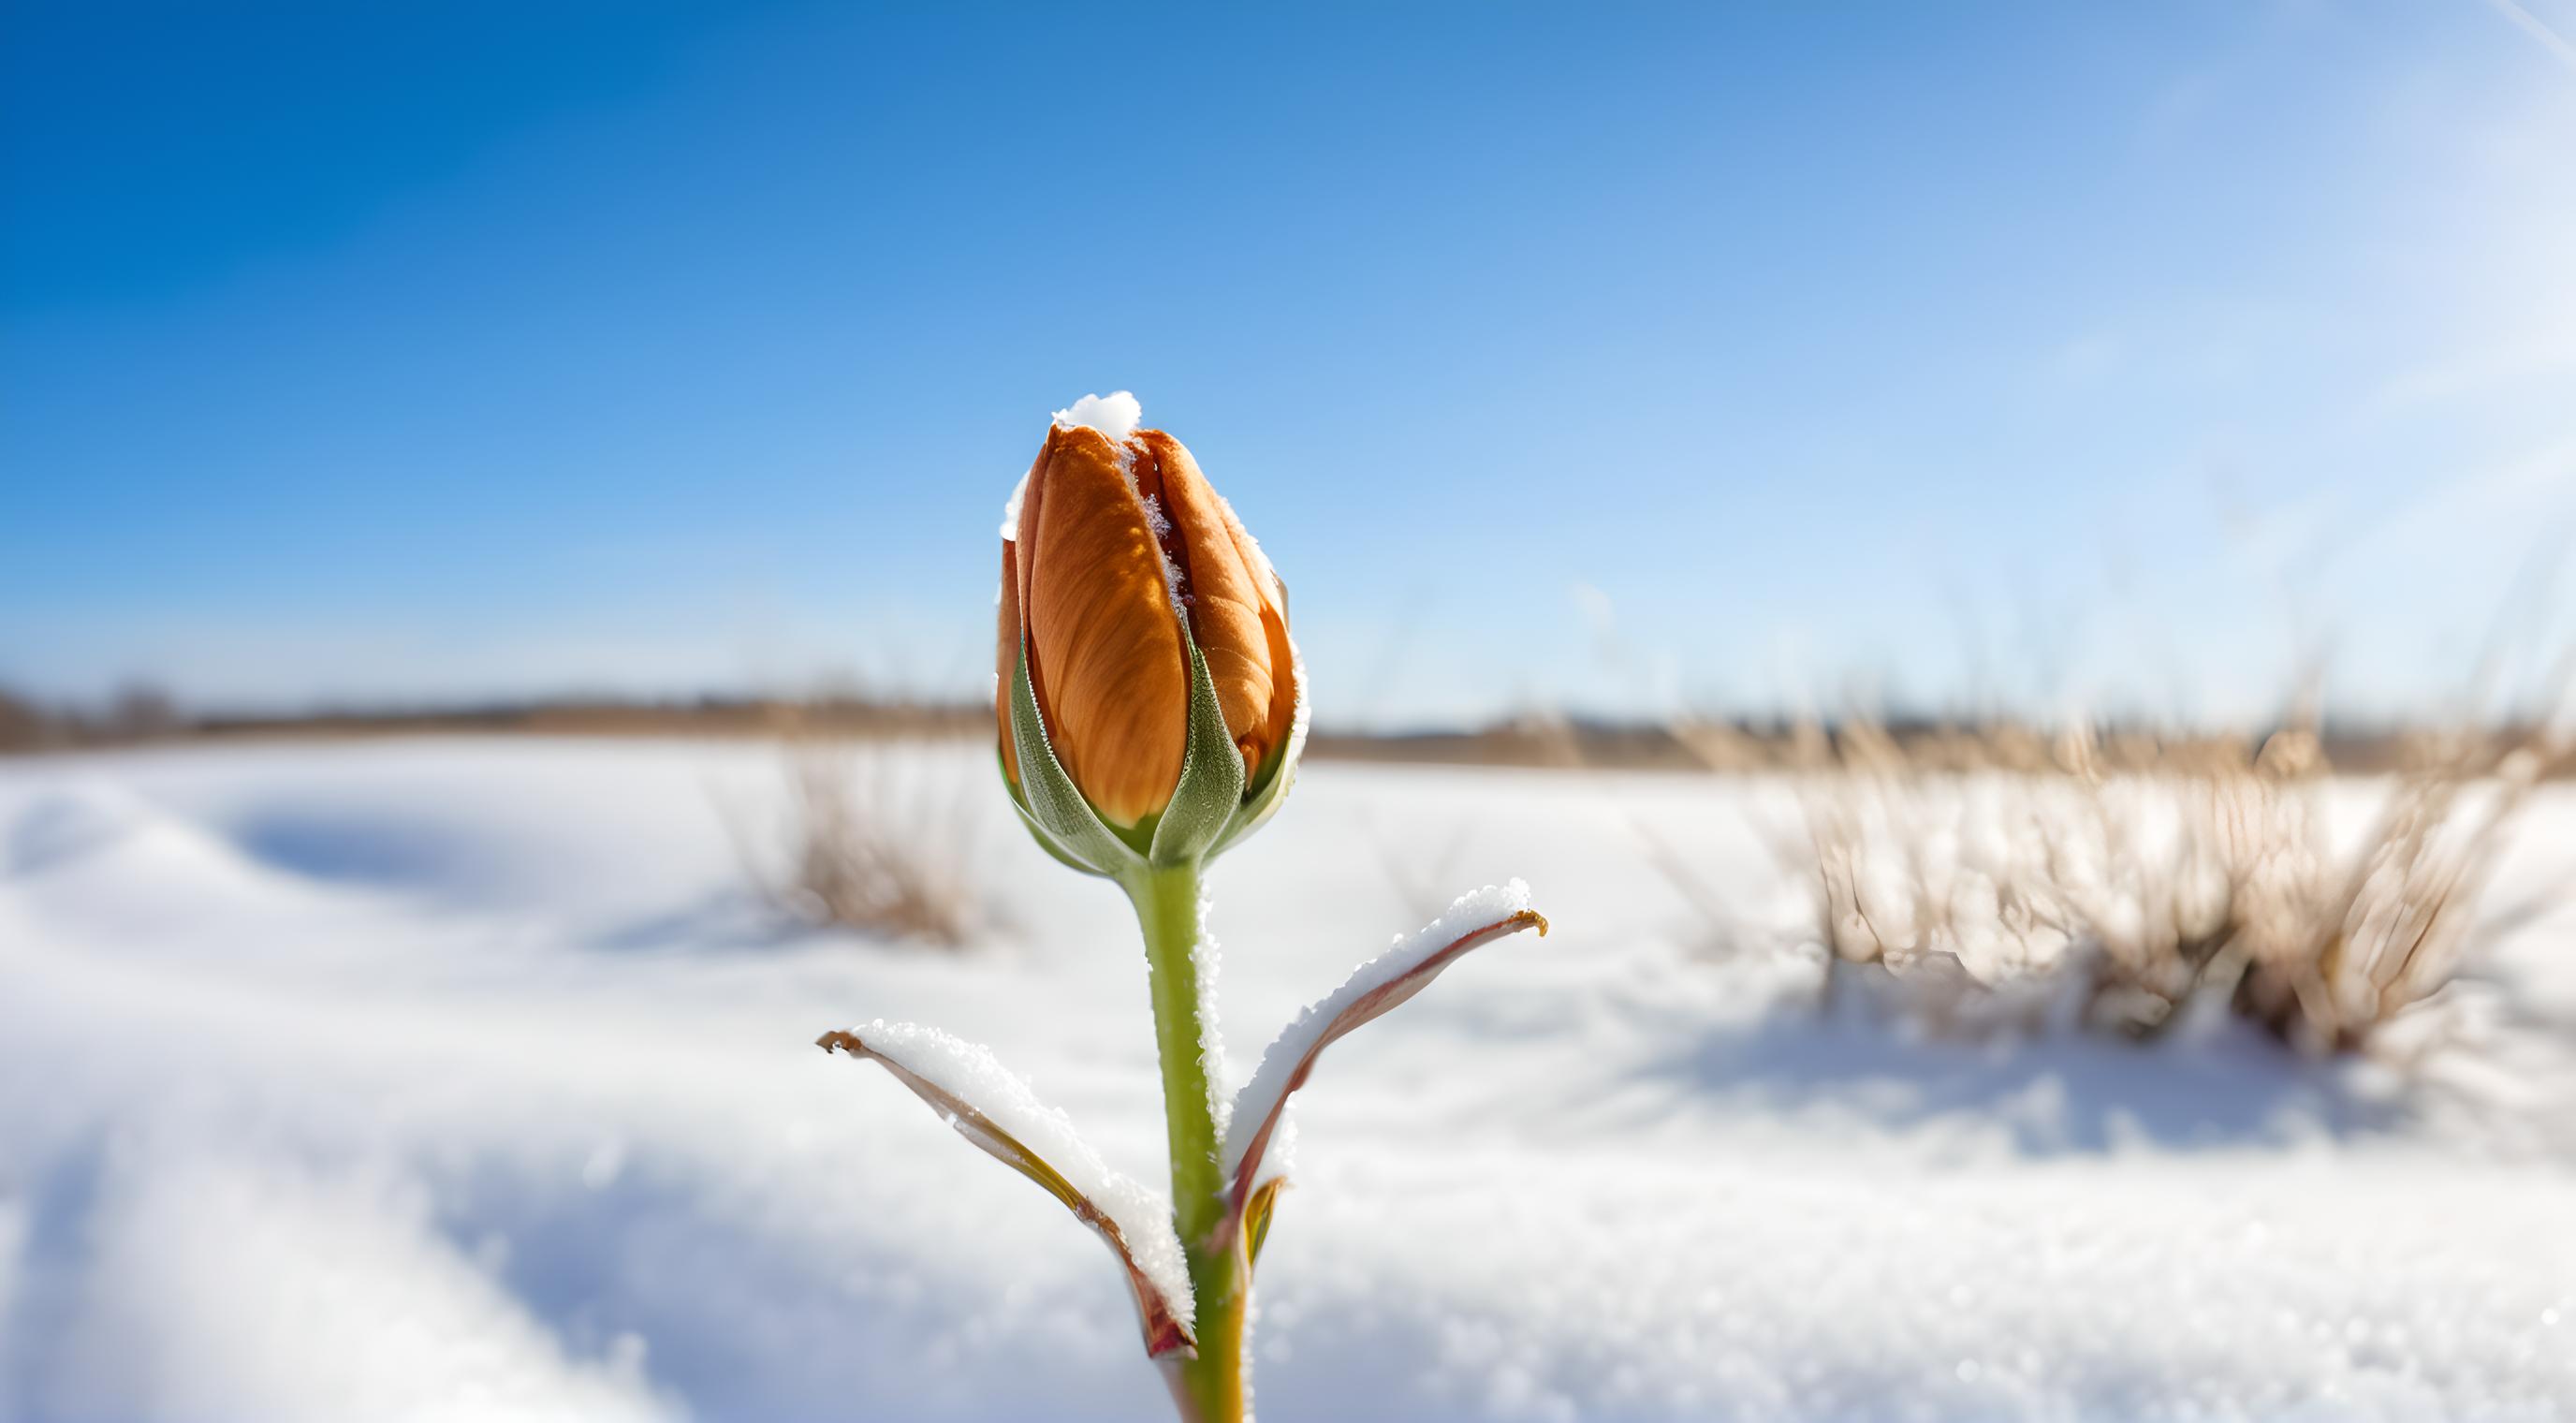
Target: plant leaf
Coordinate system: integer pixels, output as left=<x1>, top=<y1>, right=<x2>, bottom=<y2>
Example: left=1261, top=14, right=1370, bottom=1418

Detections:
left=1241, top=1177, right=1286, bottom=1272
left=1212, top=881, right=1547, bottom=1253
left=817, top=1022, right=1197, bottom=1358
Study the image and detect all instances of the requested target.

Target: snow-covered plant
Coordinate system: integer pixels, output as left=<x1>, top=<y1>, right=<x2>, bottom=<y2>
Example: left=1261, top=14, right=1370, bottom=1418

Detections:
left=815, top=393, right=1547, bottom=1420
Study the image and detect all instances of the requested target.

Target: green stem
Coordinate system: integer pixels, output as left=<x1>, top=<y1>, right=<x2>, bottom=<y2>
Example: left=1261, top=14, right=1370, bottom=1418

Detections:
left=1128, top=861, right=1248, bottom=1423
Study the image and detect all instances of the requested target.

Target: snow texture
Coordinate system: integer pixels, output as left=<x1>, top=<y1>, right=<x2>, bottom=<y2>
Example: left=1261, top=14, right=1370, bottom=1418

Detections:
left=1003, top=391, right=1144, bottom=540
left=1050, top=390, right=1142, bottom=446
left=999, top=475, right=1027, bottom=541
left=1139, top=494, right=1187, bottom=615
left=41, top=1150, right=673, bottom=1423
left=6, top=741, right=2575, bottom=1421
left=837, top=1020, right=1194, bottom=1330
left=1222, top=880, right=1534, bottom=1187
left=0, top=1194, right=21, bottom=1350
left=1192, top=893, right=1232, bottom=1140
left=1247, top=1112, right=1295, bottom=1192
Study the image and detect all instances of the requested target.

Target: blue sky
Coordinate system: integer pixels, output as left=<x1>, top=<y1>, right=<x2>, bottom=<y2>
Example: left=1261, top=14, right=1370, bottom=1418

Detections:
left=6, top=1, right=2573, bottom=727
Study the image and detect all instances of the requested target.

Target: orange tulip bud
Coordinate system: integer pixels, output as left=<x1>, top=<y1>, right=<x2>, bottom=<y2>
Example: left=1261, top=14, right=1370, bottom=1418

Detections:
left=998, top=398, right=1296, bottom=832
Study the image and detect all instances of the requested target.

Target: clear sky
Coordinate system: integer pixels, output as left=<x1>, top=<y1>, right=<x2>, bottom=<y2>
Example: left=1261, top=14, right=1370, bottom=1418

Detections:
left=6, top=1, right=2573, bottom=728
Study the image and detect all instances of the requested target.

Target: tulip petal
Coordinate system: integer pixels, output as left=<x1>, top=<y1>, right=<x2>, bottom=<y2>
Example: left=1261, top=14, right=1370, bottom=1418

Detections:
left=1020, top=425, right=1188, bottom=828
left=1211, top=883, right=1548, bottom=1253
left=818, top=1023, right=1198, bottom=1359
left=1221, top=505, right=1298, bottom=775
left=1134, top=431, right=1283, bottom=779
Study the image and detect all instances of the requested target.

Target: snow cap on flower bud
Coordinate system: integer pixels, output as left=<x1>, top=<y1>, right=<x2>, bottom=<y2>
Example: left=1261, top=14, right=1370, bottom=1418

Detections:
left=997, top=393, right=1304, bottom=873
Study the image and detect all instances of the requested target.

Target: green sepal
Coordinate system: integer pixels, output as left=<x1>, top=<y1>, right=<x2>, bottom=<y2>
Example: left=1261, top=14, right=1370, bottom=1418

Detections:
left=1147, top=629, right=1248, bottom=869
left=1003, top=613, right=1305, bottom=876
left=999, top=749, right=1100, bottom=877
left=1005, top=636, right=1148, bottom=881
left=1208, top=647, right=1307, bottom=860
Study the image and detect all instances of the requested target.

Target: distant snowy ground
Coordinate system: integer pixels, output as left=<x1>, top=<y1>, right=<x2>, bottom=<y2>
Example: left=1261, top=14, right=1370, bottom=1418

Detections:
left=3, top=739, right=2572, bottom=1422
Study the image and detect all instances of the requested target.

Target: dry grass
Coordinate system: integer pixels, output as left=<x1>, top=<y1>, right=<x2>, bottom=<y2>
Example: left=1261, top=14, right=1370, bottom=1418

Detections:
left=1685, top=717, right=2568, bottom=1056
left=2226, top=732, right=2552, bottom=1053
left=723, top=710, right=989, bottom=948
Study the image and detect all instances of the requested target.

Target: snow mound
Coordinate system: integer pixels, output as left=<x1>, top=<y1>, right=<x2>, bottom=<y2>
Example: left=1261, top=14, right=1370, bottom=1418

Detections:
left=7, top=783, right=172, bottom=878
left=0, top=1191, right=23, bottom=1345
left=2, top=784, right=326, bottom=924
left=49, top=1147, right=672, bottom=1423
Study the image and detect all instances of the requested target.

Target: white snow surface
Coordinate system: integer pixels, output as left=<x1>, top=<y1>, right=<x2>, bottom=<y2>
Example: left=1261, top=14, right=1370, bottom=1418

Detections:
left=1222, top=880, right=1535, bottom=1188
left=4, top=739, right=2575, bottom=1422
left=830, top=1019, right=1193, bottom=1329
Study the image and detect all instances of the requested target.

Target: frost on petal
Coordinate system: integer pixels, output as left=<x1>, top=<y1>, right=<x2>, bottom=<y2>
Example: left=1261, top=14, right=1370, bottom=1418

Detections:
left=1213, top=881, right=1547, bottom=1248
left=1138, top=494, right=1188, bottom=617
left=816, top=1021, right=1196, bottom=1357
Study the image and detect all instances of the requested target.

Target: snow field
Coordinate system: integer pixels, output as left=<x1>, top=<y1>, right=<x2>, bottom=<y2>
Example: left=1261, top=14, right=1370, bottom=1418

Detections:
left=2, top=740, right=2570, bottom=1420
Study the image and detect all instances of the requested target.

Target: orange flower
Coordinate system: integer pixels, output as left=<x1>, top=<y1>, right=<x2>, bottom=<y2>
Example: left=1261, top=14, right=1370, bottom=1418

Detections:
left=999, top=411, right=1295, bottom=830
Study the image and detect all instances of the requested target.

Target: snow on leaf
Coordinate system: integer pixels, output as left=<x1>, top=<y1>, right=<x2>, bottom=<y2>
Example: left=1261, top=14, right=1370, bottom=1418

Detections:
left=816, top=1021, right=1197, bottom=1357
left=1212, top=881, right=1547, bottom=1251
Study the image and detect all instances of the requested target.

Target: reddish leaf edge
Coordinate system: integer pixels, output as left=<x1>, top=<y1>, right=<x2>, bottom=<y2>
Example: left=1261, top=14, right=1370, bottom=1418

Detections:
left=816, top=1028, right=1199, bottom=1359
left=1210, top=905, right=1548, bottom=1254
